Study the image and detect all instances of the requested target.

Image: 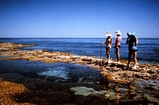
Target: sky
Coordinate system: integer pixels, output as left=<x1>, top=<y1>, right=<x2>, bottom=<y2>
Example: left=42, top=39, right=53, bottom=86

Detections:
left=0, top=0, right=159, bottom=38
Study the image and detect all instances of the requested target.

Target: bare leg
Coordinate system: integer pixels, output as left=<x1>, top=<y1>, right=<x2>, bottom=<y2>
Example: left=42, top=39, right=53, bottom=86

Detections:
left=106, top=47, right=111, bottom=61
left=116, top=47, right=120, bottom=62
left=133, top=51, right=137, bottom=65
left=127, top=51, right=132, bottom=67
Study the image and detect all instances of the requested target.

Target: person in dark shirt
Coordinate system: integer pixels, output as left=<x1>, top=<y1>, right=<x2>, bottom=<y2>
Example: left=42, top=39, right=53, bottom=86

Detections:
left=126, top=32, right=138, bottom=69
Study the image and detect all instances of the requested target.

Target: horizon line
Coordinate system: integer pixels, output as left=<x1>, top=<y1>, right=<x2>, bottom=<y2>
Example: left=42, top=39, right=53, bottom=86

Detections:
left=0, top=37, right=159, bottom=39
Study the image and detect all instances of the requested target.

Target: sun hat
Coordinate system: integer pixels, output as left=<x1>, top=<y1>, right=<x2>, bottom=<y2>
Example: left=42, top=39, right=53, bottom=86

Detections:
left=115, top=30, right=121, bottom=36
left=127, top=31, right=136, bottom=36
left=105, top=31, right=112, bottom=37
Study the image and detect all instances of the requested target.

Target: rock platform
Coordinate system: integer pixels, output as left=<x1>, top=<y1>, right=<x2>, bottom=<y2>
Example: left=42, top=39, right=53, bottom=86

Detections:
left=0, top=42, right=159, bottom=83
left=0, top=42, right=159, bottom=104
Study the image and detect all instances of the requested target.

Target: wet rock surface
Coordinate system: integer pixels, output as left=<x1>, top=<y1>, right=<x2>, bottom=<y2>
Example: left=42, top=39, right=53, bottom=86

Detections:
left=0, top=42, right=159, bottom=105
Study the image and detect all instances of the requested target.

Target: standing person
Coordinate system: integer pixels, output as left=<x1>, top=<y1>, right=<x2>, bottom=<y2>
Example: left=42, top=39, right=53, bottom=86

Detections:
left=102, top=31, right=113, bottom=63
left=114, top=30, right=122, bottom=63
left=126, top=32, right=138, bottom=69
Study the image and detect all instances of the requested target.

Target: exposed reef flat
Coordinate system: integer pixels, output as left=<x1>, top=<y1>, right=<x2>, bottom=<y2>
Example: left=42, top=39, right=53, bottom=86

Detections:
left=0, top=42, right=159, bottom=105
left=1, top=42, right=159, bottom=81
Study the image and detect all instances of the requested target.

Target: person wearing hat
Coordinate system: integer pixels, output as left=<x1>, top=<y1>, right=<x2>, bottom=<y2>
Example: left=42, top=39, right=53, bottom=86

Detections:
left=126, top=31, right=138, bottom=69
left=102, top=31, right=113, bottom=63
left=114, top=30, right=122, bottom=63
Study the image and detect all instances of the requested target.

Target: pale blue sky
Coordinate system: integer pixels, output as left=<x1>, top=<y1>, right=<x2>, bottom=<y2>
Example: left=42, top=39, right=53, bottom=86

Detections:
left=0, top=0, right=159, bottom=38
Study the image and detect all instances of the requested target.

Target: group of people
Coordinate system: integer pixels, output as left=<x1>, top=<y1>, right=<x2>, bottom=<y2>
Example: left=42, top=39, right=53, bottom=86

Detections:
left=102, top=30, right=138, bottom=69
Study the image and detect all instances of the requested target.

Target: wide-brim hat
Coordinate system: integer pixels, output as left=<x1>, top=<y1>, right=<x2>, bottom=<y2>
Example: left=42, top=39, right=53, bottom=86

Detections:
left=127, top=31, right=136, bottom=36
left=115, top=30, right=121, bottom=36
left=105, top=31, right=112, bottom=37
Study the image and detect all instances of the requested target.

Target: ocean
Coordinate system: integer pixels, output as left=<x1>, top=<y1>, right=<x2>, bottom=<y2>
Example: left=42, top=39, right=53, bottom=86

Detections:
left=0, top=38, right=159, bottom=64
left=0, top=38, right=159, bottom=104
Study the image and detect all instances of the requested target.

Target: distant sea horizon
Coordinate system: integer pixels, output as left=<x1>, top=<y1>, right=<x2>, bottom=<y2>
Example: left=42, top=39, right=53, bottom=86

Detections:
left=0, top=37, right=159, bottom=39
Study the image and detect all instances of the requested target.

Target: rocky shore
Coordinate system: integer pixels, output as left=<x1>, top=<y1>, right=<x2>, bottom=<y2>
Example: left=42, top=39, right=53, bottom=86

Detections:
left=0, top=42, right=159, bottom=105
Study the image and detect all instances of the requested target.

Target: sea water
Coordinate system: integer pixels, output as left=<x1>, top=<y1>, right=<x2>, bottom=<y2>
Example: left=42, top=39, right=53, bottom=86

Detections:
left=0, top=38, right=159, bottom=81
left=0, top=38, right=159, bottom=64
left=0, top=38, right=159, bottom=104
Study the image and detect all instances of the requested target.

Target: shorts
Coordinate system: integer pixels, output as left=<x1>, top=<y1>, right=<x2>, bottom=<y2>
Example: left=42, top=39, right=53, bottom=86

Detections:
left=117, top=45, right=120, bottom=48
left=132, top=46, right=137, bottom=51
left=106, top=45, right=111, bottom=49
left=129, top=47, right=137, bottom=52
left=115, top=45, right=120, bottom=48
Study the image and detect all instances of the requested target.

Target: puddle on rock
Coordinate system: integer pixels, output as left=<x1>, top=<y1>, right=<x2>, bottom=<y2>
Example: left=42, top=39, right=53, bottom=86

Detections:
left=37, top=62, right=105, bottom=84
left=38, top=66, right=69, bottom=79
